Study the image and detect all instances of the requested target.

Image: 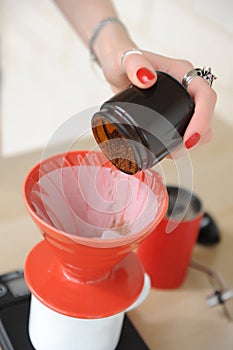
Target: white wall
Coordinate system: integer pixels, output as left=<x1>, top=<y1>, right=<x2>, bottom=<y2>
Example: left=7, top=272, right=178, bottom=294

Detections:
left=0, top=0, right=232, bottom=156
left=0, top=0, right=111, bottom=156
left=114, top=0, right=233, bottom=125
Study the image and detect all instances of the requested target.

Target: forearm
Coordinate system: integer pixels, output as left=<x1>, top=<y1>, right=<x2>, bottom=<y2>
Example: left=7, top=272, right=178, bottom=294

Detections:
left=54, top=0, right=136, bottom=63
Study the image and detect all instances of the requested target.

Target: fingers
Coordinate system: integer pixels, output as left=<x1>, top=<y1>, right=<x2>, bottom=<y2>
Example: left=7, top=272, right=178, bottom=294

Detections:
left=103, top=49, right=217, bottom=150
left=142, top=51, right=217, bottom=149
left=183, top=77, right=217, bottom=148
left=120, top=50, right=157, bottom=88
left=102, top=49, right=158, bottom=91
left=199, top=128, right=212, bottom=146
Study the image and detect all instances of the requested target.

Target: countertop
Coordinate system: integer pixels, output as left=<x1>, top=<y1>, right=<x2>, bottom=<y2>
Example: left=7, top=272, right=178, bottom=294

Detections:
left=0, top=117, right=233, bottom=350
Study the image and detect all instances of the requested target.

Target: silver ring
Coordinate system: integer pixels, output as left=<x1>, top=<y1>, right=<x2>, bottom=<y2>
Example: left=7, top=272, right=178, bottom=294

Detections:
left=182, top=67, right=217, bottom=89
left=120, top=49, right=143, bottom=70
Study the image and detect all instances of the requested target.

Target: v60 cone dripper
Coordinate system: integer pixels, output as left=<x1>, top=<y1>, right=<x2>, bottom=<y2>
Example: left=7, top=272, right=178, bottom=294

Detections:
left=23, top=150, right=168, bottom=350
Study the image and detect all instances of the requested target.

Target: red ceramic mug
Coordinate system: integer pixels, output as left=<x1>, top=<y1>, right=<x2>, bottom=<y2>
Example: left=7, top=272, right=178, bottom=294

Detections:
left=137, top=186, right=203, bottom=289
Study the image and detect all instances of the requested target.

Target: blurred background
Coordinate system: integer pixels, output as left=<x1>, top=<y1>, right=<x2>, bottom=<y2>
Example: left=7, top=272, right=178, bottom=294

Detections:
left=0, top=2, right=233, bottom=349
left=0, top=0, right=232, bottom=156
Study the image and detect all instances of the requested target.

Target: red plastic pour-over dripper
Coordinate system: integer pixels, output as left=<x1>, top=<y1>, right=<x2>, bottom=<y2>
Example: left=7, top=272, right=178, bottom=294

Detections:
left=24, top=150, right=168, bottom=318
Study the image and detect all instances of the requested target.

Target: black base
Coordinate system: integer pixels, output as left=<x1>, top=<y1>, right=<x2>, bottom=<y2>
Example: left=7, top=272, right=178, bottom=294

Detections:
left=197, top=212, right=221, bottom=246
left=0, top=296, right=150, bottom=350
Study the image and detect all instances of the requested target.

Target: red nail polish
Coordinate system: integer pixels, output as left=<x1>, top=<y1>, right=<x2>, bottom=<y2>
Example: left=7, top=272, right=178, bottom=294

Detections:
left=185, top=132, right=201, bottom=149
left=136, top=68, right=155, bottom=84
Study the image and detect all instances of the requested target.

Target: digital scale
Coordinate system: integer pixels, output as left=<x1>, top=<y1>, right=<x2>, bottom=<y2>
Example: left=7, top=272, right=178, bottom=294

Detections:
left=0, top=270, right=150, bottom=350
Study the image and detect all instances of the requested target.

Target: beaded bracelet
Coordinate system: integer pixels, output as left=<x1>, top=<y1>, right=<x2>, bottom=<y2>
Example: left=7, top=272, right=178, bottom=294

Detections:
left=89, top=17, right=127, bottom=64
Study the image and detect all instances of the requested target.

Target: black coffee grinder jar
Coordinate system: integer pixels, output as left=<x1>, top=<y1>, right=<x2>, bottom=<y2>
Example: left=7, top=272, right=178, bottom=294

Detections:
left=91, top=71, right=194, bottom=174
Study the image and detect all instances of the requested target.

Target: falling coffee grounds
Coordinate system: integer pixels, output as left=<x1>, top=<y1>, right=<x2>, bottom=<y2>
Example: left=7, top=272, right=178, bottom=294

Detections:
left=92, top=72, right=195, bottom=174
left=92, top=118, right=139, bottom=175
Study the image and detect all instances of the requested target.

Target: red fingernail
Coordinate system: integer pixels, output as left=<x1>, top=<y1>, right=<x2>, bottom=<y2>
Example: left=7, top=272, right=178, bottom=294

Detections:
left=136, top=67, right=155, bottom=84
left=185, top=133, right=201, bottom=149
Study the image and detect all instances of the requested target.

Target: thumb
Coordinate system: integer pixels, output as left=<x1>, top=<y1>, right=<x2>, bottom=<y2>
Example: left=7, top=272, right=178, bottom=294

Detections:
left=121, top=50, right=157, bottom=88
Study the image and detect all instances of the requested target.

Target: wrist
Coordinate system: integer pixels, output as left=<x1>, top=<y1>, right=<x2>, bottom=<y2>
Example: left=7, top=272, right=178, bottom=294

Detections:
left=91, top=20, right=137, bottom=66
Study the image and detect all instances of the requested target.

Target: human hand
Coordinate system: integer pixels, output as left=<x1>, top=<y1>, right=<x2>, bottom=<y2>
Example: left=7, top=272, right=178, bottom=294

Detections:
left=54, top=0, right=216, bottom=150
left=100, top=49, right=217, bottom=150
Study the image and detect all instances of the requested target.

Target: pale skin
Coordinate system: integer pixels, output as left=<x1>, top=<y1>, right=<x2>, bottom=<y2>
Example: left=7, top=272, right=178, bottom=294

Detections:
left=55, top=0, right=217, bottom=149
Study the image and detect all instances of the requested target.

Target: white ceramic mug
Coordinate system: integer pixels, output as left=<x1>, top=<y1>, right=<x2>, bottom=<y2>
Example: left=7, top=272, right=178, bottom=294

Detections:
left=28, top=273, right=150, bottom=350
